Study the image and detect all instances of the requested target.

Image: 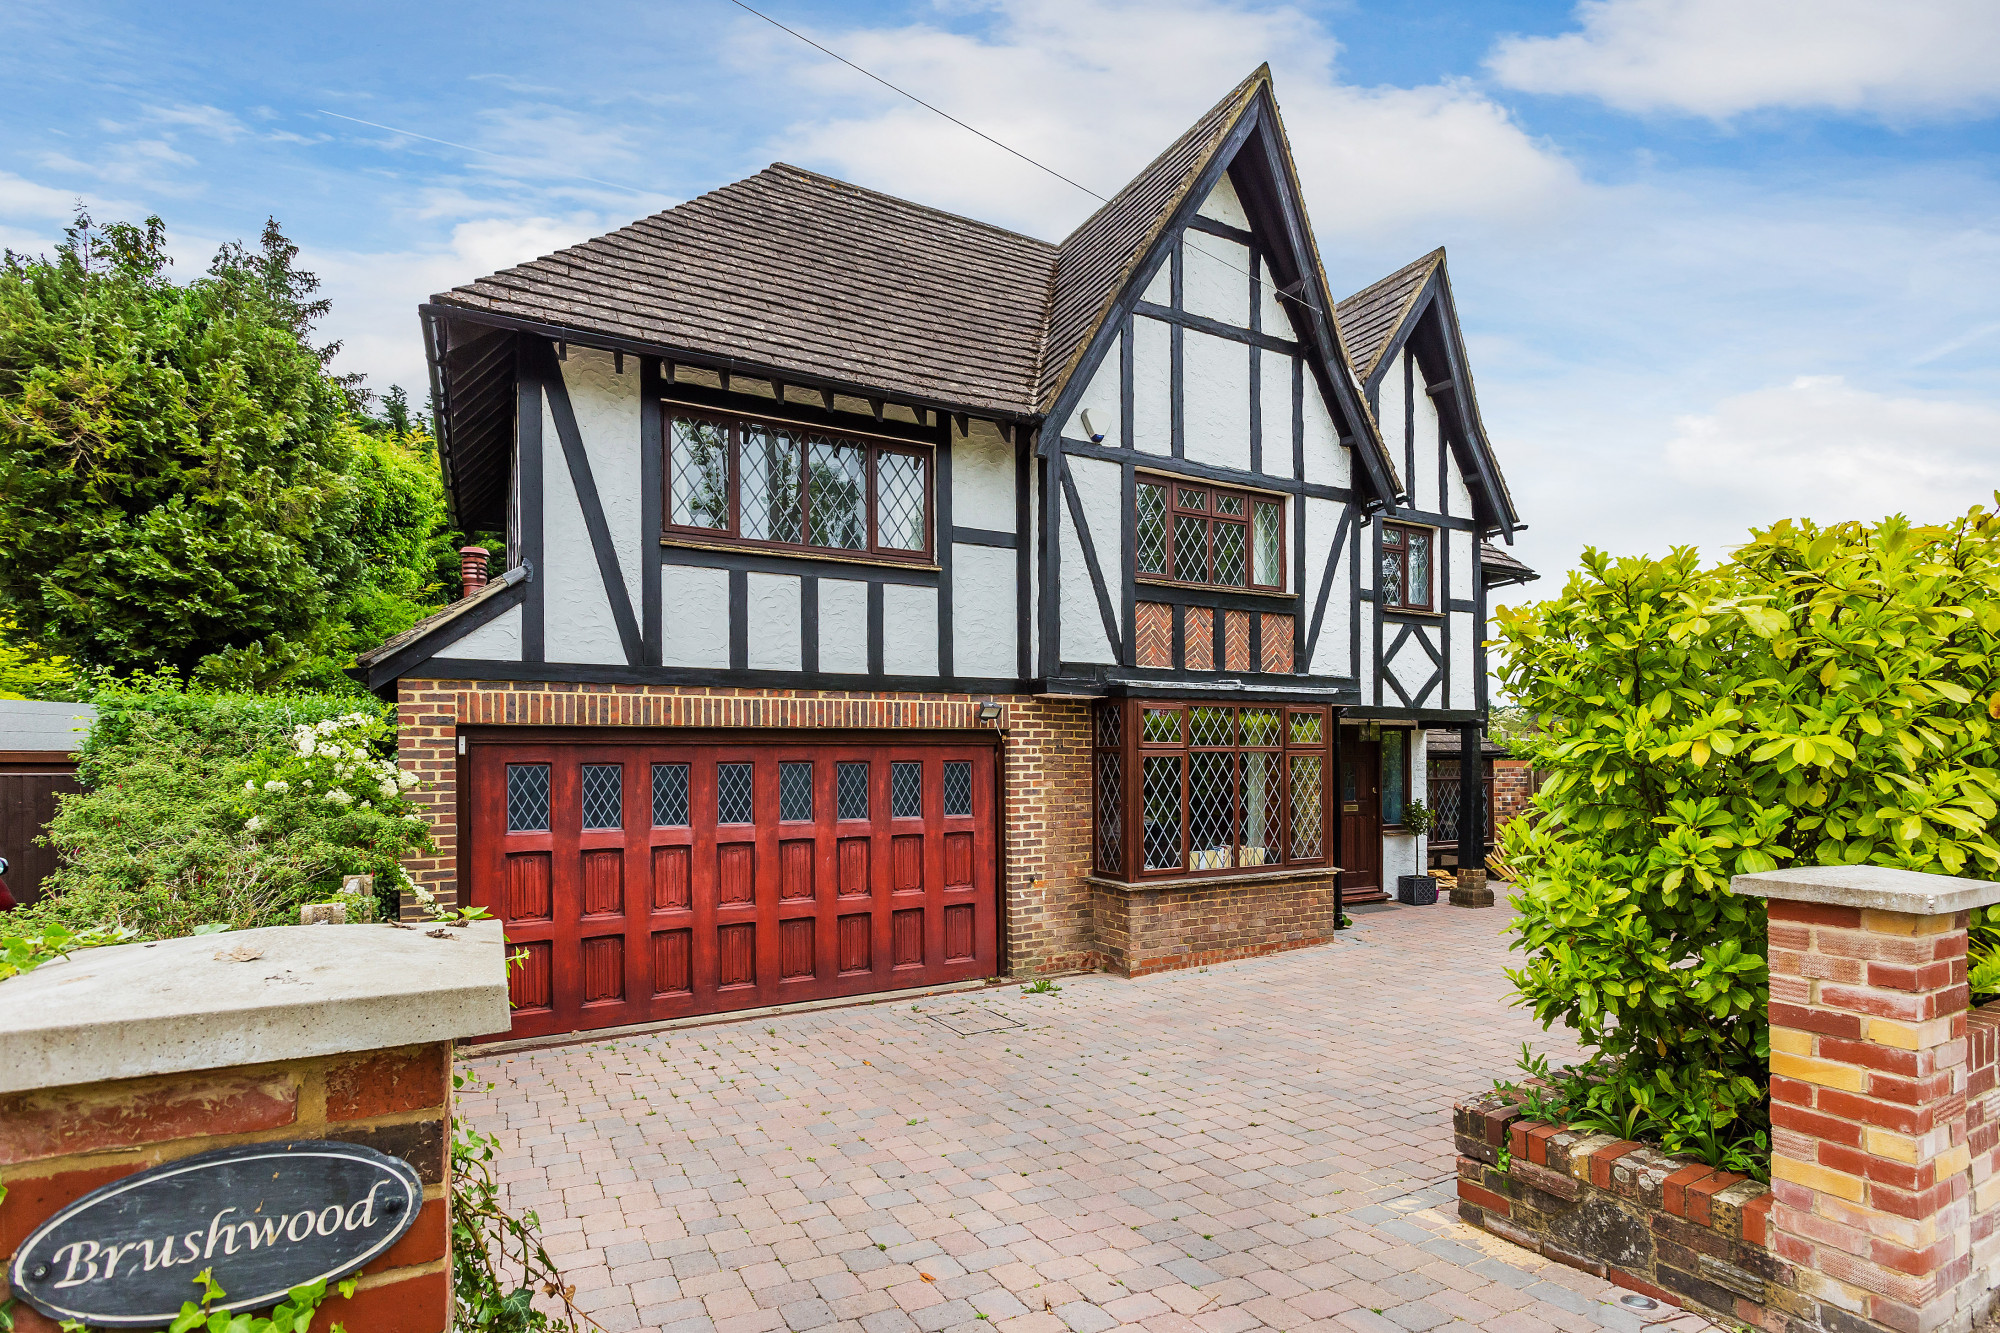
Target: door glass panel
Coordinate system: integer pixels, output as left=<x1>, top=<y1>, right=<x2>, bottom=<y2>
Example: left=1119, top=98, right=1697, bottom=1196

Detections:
left=1142, top=755, right=1183, bottom=871
left=875, top=451, right=927, bottom=551
left=807, top=438, right=867, bottom=549
left=716, top=763, right=754, bottom=824
left=652, top=763, right=690, bottom=826
left=942, top=761, right=972, bottom=817
left=669, top=418, right=730, bottom=530
left=580, top=765, right=622, bottom=830
left=740, top=425, right=804, bottom=544
left=507, top=764, right=550, bottom=833
left=890, top=761, right=923, bottom=818
left=1381, top=730, right=1407, bottom=825
left=837, top=761, right=870, bottom=820
left=779, top=761, right=814, bottom=821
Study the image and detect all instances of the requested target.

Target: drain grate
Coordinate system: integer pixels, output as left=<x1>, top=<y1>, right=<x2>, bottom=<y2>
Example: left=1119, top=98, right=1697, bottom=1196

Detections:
left=925, top=1008, right=1025, bottom=1035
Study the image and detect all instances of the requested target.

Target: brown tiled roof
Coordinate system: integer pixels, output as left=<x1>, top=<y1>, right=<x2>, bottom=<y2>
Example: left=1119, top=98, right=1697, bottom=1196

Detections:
left=1479, top=541, right=1538, bottom=584
left=1035, top=68, right=1266, bottom=410
left=1335, top=249, right=1442, bottom=384
left=433, top=165, right=1059, bottom=418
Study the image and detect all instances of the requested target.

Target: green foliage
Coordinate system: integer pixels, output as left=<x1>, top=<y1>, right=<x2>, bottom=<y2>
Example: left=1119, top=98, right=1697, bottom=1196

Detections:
left=451, top=1072, right=591, bottom=1331
left=21, top=683, right=429, bottom=938
left=1399, top=798, right=1436, bottom=837
left=0, top=213, right=465, bottom=690
left=0, top=618, right=79, bottom=699
left=157, top=1267, right=354, bottom=1333
left=0, top=919, right=134, bottom=981
left=1493, top=502, right=2000, bottom=1175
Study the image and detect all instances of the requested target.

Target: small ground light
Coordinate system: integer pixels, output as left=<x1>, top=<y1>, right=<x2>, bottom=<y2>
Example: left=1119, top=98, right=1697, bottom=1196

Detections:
left=1616, top=1294, right=1659, bottom=1312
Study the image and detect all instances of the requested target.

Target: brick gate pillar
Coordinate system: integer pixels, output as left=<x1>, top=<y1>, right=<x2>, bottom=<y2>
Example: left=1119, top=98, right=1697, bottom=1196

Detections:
left=1733, top=866, right=2000, bottom=1333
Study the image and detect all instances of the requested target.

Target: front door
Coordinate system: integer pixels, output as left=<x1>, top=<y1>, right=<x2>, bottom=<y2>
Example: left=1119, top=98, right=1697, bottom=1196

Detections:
left=468, top=733, right=999, bottom=1040
left=1339, top=734, right=1383, bottom=899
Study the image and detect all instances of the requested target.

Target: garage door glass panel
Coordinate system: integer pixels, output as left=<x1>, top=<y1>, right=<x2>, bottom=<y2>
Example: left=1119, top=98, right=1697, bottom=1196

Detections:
left=508, top=764, right=550, bottom=833
left=653, top=763, right=689, bottom=826
left=716, top=763, right=754, bottom=823
left=891, top=762, right=922, bottom=819
left=581, top=765, right=622, bottom=829
left=943, top=762, right=971, bottom=817
left=837, top=762, right=869, bottom=820
left=779, top=762, right=813, bottom=821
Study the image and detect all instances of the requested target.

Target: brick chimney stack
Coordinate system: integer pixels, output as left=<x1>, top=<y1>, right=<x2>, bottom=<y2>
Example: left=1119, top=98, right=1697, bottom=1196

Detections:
left=459, top=546, right=490, bottom=598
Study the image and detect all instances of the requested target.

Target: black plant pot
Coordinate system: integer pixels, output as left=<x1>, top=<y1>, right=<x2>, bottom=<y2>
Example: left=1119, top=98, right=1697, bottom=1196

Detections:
left=1396, top=874, right=1438, bottom=906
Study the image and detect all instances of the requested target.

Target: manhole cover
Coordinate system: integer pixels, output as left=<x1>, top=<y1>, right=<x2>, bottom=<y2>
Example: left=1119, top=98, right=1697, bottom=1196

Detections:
left=926, top=1008, right=1025, bottom=1035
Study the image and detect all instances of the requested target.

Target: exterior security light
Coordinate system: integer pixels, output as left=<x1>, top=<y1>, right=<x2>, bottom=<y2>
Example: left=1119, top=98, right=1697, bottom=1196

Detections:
left=977, top=703, right=1003, bottom=722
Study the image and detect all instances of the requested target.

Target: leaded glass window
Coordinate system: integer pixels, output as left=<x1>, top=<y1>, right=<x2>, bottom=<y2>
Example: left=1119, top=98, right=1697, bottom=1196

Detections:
left=1136, top=479, right=1282, bottom=592
left=580, top=765, right=622, bottom=830
left=507, top=764, right=550, bottom=833
left=890, top=761, right=922, bottom=819
left=669, top=419, right=730, bottom=530
left=716, top=762, right=754, bottom=824
left=740, top=425, right=803, bottom=544
left=875, top=450, right=927, bottom=551
left=808, top=438, right=867, bottom=550
left=779, top=761, right=813, bottom=821
left=837, top=761, right=869, bottom=820
left=1380, top=522, right=1433, bottom=611
left=653, top=763, right=690, bottom=826
left=942, top=761, right=972, bottom=817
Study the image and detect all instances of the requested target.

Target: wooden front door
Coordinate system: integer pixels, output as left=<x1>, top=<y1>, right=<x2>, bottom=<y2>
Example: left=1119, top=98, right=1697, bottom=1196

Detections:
left=468, top=733, right=999, bottom=1040
left=1338, top=736, right=1383, bottom=899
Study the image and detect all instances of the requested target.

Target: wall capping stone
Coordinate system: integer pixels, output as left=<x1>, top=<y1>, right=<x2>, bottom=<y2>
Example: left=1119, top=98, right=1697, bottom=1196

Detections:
left=1731, top=863, right=2000, bottom=915
left=0, top=921, right=510, bottom=1094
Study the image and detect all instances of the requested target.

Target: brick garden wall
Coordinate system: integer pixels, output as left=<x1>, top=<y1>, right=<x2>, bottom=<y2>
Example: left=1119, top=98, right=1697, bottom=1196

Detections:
left=0, top=1044, right=452, bottom=1333
left=394, top=681, right=1100, bottom=977
left=1491, top=758, right=1536, bottom=831
left=1091, top=874, right=1341, bottom=977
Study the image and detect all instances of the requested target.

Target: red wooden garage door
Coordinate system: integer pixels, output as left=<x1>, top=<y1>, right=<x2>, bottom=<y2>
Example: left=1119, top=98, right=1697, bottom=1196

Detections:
left=467, top=732, right=999, bottom=1040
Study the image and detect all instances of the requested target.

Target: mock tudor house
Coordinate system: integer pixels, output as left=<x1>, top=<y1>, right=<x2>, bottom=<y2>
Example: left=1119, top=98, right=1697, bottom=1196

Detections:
left=359, top=66, right=1530, bottom=1041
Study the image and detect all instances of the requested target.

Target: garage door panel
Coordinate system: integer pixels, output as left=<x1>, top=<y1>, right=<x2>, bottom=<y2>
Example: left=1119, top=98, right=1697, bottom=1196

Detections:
left=471, top=735, right=998, bottom=1040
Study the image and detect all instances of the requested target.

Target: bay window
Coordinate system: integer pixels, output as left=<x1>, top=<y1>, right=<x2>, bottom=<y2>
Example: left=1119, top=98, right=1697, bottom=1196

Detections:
left=1135, top=478, right=1285, bottom=592
left=1093, top=700, right=1332, bottom=880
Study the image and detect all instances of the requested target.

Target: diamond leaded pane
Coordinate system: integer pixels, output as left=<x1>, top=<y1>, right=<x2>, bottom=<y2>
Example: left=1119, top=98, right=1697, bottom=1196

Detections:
left=1241, top=709, right=1281, bottom=746
left=507, top=763, right=550, bottom=833
left=875, top=451, right=927, bottom=551
left=943, top=761, right=972, bottom=817
left=1290, top=755, right=1325, bottom=859
left=838, top=761, right=869, bottom=820
left=779, top=761, right=813, bottom=821
left=716, top=762, right=754, bottom=824
left=1188, top=706, right=1233, bottom=747
left=1174, top=515, right=1207, bottom=582
left=1188, top=751, right=1234, bottom=870
left=1214, top=492, right=1244, bottom=517
left=808, top=438, right=866, bottom=549
left=1381, top=549, right=1405, bottom=608
left=1136, top=484, right=1167, bottom=575
left=669, top=418, right=730, bottom=530
left=1240, top=752, right=1281, bottom=867
left=1288, top=711, right=1323, bottom=746
left=1213, top=522, right=1246, bottom=588
left=580, top=765, right=622, bottom=830
left=890, top=761, right=922, bottom=819
left=740, top=425, right=803, bottom=544
left=1094, top=702, right=1122, bottom=749
left=1096, top=751, right=1123, bottom=874
left=653, top=763, right=690, bottom=826
left=1407, top=530, right=1431, bottom=607
left=1142, top=755, right=1183, bottom=871
left=1177, top=487, right=1206, bottom=511
left=1142, top=708, right=1180, bottom=743
left=1255, top=502, right=1282, bottom=586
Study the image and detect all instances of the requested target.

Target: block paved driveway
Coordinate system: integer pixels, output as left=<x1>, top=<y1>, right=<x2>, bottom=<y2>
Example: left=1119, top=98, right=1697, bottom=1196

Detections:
left=459, top=902, right=1717, bottom=1333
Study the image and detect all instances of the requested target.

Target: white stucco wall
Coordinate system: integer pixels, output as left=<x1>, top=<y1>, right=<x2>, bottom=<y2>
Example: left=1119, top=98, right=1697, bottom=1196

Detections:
left=1387, top=626, right=1439, bottom=704
left=449, top=603, right=521, bottom=661
left=818, top=579, right=868, bottom=674
left=1131, top=316, right=1172, bottom=455
left=559, top=348, right=642, bottom=616
left=542, top=397, right=627, bottom=664
left=1301, top=373, right=1348, bottom=488
left=1180, top=328, right=1250, bottom=472
left=953, top=545, right=1016, bottom=680
left=1182, top=234, right=1249, bottom=329
left=1141, top=255, right=1171, bottom=306
left=1355, top=600, right=1374, bottom=700
left=1259, top=350, right=1296, bottom=479
left=952, top=421, right=1015, bottom=532
left=746, top=572, right=801, bottom=671
left=1059, top=456, right=1121, bottom=665
left=1376, top=351, right=1406, bottom=488
left=1451, top=609, right=1477, bottom=711
left=1305, top=498, right=1348, bottom=678
left=1448, top=454, right=1476, bottom=521
left=1198, top=173, right=1251, bottom=230
left=661, top=565, right=729, bottom=669
left=1259, top=277, right=1290, bottom=340
left=882, top=584, right=939, bottom=676
left=1447, top=529, right=1474, bottom=607
left=1412, top=384, right=1442, bottom=514
left=1064, top=330, right=1122, bottom=445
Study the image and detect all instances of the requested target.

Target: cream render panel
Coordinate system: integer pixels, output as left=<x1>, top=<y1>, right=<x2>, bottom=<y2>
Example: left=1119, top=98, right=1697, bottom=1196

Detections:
left=1131, top=316, right=1173, bottom=455
left=745, top=573, right=801, bottom=672
left=1064, top=330, right=1121, bottom=445
left=817, top=579, right=869, bottom=674
left=1182, top=234, right=1250, bottom=328
left=1258, top=350, right=1296, bottom=478
left=1180, top=328, right=1250, bottom=472
left=1059, top=456, right=1121, bottom=665
left=1300, top=373, right=1348, bottom=488
left=882, top=584, right=939, bottom=677
left=1304, top=498, right=1349, bottom=679
left=1412, top=383, right=1443, bottom=514
left=1197, top=173, right=1252, bottom=230
left=660, top=565, right=730, bottom=669
left=1450, top=610, right=1477, bottom=711
left=542, top=396, right=626, bottom=664
left=449, top=603, right=522, bottom=661
left=559, top=347, right=642, bottom=614
left=953, top=545, right=1016, bottom=679
left=952, top=420, right=1016, bottom=533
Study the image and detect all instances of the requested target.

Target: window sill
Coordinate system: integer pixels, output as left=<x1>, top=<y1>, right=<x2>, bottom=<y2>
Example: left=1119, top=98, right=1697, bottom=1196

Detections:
left=1086, top=865, right=1341, bottom=893
left=1379, top=606, right=1444, bottom=618
left=659, top=535, right=940, bottom=573
left=1135, top=577, right=1294, bottom=600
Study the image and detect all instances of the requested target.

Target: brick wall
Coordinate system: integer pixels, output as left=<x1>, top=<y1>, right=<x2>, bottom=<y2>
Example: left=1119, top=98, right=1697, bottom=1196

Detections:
left=1492, top=758, right=1536, bottom=830
left=1092, top=874, right=1340, bottom=977
left=394, top=680, right=1097, bottom=976
left=0, top=1045, right=452, bottom=1332
left=1968, top=1001, right=2000, bottom=1299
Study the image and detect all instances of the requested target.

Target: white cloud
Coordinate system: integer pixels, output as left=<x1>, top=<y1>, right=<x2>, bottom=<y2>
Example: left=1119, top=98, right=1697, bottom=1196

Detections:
left=740, top=0, right=1584, bottom=243
left=1663, top=375, right=2000, bottom=528
left=1487, top=0, right=2000, bottom=120
left=0, top=170, right=84, bottom=219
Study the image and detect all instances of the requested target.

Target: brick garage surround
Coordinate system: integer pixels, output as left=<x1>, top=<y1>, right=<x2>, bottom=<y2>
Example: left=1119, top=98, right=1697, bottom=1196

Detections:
left=395, top=681, right=1103, bottom=976
left=1090, top=872, right=1341, bottom=977
left=0, top=1045, right=452, bottom=1333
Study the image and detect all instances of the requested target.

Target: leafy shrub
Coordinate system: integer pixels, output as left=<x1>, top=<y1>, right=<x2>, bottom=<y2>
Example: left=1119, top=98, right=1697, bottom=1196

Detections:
left=23, top=683, right=429, bottom=937
left=1493, top=504, right=2000, bottom=1176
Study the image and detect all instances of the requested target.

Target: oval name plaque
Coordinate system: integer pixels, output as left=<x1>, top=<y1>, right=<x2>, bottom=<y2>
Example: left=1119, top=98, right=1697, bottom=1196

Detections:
left=8, top=1140, right=422, bottom=1328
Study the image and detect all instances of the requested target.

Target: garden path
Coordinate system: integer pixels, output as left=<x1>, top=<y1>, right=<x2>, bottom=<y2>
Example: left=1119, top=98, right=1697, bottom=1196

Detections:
left=459, top=901, right=1720, bottom=1333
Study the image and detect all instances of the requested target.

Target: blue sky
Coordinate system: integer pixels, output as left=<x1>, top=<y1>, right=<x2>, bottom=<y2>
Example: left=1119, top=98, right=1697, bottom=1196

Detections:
left=3, top=0, right=1996, bottom=596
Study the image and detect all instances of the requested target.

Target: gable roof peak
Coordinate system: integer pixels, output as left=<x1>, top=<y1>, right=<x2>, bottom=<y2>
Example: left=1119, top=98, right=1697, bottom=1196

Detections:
left=1335, top=247, right=1446, bottom=385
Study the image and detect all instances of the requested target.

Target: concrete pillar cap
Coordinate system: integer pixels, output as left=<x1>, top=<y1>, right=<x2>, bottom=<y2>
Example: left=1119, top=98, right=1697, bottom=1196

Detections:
left=1730, top=864, right=2000, bottom=916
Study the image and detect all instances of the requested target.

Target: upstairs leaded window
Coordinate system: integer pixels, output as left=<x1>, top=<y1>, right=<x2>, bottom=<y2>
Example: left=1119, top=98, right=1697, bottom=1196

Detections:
left=1091, top=700, right=1330, bottom=880
left=1134, top=478, right=1284, bottom=592
left=1380, top=522, right=1434, bottom=611
left=665, top=410, right=932, bottom=562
